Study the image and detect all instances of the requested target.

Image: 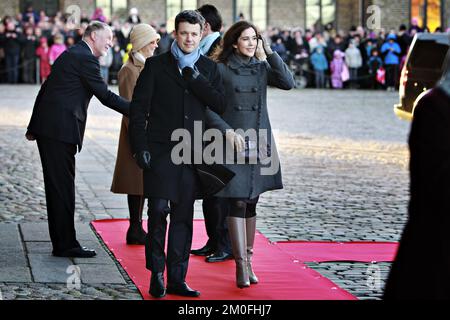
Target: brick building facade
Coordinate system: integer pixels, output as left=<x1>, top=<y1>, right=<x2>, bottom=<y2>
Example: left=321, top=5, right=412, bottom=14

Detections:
left=1, top=0, right=449, bottom=32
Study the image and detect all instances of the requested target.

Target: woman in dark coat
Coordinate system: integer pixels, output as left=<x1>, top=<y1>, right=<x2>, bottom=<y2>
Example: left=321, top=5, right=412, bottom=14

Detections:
left=383, top=48, right=450, bottom=300
left=207, top=21, right=294, bottom=288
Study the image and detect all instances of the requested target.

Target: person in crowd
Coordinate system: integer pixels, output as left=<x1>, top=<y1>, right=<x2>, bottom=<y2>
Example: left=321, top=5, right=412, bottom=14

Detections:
left=345, top=39, right=363, bottom=89
left=91, top=8, right=107, bottom=23
left=116, top=21, right=132, bottom=51
left=35, top=36, right=51, bottom=83
left=127, top=7, right=141, bottom=24
left=286, top=29, right=310, bottom=63
left=48, top=33, right=66, bottom=66
left=111, top=24, right=160, bottom=245
left=66, top=35, right=75, bottom=48
left=0, top=23, right=6, bottom=83
left=384, top=45, right=450, bottom=300
left=408, top=17, right=423, bottom=34
left=207, top=20, right=294, bottom=289
left=367, top=48, right=384, bottom=89
left=380, top=33, right=401, bottom=91
left=25, top=21, right=130, bottom=258
left=270, top=36, right=289, bottom=63
left=109, top=38, right=124, bottom=84
left=327, top=34, right=345, bottom=61
left=22, top=4, right=39, bottom=25
left=330, top=49, right=346, bottom=89
left=308, top=32, right=327, bottom=53
left=99, top=46, right=113, bottom=83
left=22, top=25, right=38, bottom=83
left=190, top=4, right=234, bottom=263
left=310, top=45, right=328, bottom=89
left=128, top=10, right=229, bottom=298
left=2, top=19, right=23, bottom=83
left=397, top=24, right=412, bottom=58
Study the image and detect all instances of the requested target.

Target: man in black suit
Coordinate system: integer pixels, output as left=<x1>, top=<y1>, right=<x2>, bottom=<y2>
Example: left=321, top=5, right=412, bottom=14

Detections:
left=191, top=4, right=233, bottom=263
left=26, top=21, right=129, bottom=258
left=129, top=10, right=226, bottom=298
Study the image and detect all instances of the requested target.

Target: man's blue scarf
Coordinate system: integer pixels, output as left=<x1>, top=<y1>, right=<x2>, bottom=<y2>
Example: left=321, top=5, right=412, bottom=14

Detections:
left=170, top=41, right=201, bottom=71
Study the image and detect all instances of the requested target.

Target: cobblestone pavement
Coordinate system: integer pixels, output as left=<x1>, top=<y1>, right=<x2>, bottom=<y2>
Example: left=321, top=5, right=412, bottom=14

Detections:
left=0, top=85, right=411, bottom=300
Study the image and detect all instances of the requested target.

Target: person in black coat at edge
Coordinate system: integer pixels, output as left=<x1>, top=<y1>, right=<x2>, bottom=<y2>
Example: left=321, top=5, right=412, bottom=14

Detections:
left=190, top=4, right=234, bottom=263
left=128, top=10, right=232, bottom=298
left=25, top=21, right=130, bottom=258
left=383, top=41, right=450, bottom=300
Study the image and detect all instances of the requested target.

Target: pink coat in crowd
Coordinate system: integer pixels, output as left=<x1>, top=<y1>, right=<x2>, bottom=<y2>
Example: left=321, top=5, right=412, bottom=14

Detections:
left=48, top=43, right=67, bottom=65
left=36, top=38, right=51, bottom=81
left=330, top=50, right=346, bottom=89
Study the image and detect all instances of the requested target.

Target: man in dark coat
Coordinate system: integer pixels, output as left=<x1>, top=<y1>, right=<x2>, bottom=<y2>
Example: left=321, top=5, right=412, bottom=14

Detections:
left=25, top=21, right=130, bottom=258
left=383, top=47, right=450, bottom=300
left=190, top=4, right=234, bottom=263
left=129, top=10, right=226, bottom=298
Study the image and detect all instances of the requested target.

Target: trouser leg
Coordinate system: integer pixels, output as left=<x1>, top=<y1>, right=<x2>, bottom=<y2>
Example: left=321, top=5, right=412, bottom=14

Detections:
left=36, top=136, right=79, bottom=253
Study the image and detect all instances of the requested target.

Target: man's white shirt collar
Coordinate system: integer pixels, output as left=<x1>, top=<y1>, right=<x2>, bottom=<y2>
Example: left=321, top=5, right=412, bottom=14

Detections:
left=83, top=40, right=95, bottom=55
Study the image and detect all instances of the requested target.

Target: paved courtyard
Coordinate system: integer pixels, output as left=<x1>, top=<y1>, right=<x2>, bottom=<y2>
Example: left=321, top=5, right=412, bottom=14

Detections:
left=0, top=84, right=411, bottom=300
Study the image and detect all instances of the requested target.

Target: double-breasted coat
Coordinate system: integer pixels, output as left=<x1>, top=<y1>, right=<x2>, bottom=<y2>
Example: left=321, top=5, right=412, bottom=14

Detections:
left=111, top=54, right=144, bottom=195
left=129, top=52, right=228, bottom=203
left=206, top=52, right=295, bottom=199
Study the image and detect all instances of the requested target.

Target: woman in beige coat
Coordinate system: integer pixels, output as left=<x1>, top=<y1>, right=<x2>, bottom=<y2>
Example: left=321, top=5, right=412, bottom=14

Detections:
left=111, top=24, right=160, bottom=244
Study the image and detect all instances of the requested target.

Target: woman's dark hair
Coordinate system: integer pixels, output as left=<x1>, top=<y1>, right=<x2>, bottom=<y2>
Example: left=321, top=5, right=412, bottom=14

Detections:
left=175, top=10, right=205, bottom=32
left=212, top=20, right=260, bottom=63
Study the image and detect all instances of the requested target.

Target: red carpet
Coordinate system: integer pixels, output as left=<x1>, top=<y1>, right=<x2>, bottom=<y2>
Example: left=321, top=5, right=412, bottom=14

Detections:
left=91, top=219, right=357, bottom=300
left=275, top=241, right=398, bottom=263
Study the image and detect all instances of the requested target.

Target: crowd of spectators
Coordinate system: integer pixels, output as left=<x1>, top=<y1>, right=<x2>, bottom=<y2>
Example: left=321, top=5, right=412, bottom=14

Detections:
left=0, top=4, right=447, bottom=90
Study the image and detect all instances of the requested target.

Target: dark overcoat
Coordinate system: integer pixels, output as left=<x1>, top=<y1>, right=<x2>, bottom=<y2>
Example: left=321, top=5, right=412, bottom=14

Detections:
left=27, top=41, right=129, bottom=150
left=206, top=52, right=295, bottom=199
left=384, top=87, right=450, bottom=299
left=129, top=52, right=229, bottom=203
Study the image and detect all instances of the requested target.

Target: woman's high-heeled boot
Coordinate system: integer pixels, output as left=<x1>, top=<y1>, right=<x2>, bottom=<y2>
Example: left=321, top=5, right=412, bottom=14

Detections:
left=126, top=195, right=147, bottom=245
left=227, top=216, right=250, bottom=288
left=246, top=216, right=258, bottom=284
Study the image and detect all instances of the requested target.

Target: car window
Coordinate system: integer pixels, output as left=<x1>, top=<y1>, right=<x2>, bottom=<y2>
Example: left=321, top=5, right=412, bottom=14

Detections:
left=408, top=41, right=449, bottom=69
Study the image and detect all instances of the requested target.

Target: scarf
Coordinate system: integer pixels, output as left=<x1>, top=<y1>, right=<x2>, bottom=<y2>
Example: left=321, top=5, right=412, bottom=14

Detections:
left=132, top=51, right=146, bottom=65
left=199, top=32, right=220, bottom=55
left=170, top=40, right=201, bottom=71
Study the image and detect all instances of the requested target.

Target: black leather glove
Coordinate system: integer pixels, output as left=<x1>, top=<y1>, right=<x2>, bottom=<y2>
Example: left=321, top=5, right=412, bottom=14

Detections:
left=135, top=150, right=151, bottom=169
left=182, top=66, right=200, bottom=81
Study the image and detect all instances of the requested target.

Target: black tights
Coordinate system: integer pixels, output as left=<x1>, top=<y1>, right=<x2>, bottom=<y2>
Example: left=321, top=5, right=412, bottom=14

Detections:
left=128, top=195, right=145, bottom=224
left=228, top=197, right=259, bottom=218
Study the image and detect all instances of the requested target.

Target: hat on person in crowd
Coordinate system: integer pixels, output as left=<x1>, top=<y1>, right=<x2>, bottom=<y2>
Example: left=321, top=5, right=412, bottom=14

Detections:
left=386, top=33, right=397, bottom=41
left=130, top=23, right=160, bottom=52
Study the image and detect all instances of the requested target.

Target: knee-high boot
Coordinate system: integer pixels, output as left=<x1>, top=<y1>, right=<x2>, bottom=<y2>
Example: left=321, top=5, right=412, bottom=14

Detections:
left=127, top=195, right=147, bottom=245
left=246, top=216, right=258, bottom=284
left=227, top=216, right=250, bottom=288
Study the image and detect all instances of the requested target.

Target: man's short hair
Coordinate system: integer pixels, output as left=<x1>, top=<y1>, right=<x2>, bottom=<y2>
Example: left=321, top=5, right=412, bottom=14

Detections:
left=83, top=21, right=110, bottom=39
left=197, top=4, right=222, bottom=32
left=175, top=10, right=205, bottom=32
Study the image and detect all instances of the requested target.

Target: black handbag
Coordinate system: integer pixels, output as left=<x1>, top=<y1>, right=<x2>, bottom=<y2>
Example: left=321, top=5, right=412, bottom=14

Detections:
left=194, top=162, right=235, bottom=198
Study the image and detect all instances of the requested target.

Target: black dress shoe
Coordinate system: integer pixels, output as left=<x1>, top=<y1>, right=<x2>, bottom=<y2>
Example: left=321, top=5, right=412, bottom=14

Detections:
left=53, top=247, right=96, bottom=258
left=190, top=243, right=215, bottom=256
left=149, top=272, right=166, bottom=298
left=166, top=282, right=200, bottom=297
left=205, top=251, right=233, bottom=263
